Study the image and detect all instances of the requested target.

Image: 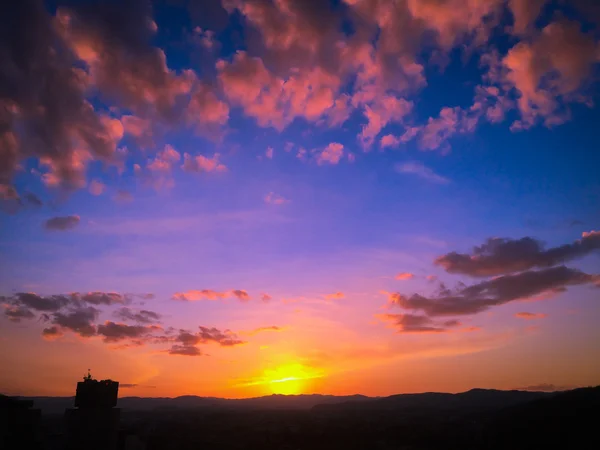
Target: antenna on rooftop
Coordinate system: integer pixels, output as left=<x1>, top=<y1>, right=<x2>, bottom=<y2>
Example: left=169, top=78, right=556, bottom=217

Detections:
left=84, top=369, right=93, bottom=381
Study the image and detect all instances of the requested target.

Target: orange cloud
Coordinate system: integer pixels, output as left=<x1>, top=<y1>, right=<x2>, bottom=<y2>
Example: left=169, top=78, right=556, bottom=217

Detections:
left=325, top=292, right=345, bottom=301
left=515, top=312, right=548, bottom=320
left=395, top=272, right=414, bottom=281
left=172, top=290, right=229, bottom=301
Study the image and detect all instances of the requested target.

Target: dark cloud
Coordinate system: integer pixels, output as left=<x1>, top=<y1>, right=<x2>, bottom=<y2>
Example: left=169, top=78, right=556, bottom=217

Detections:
left=389, top=266, right=597, bottom=317
left=9, top=292, right=70, bottom=312
left=3, top=305, right=35, bottom=322
left=42, top=326, right=64, bottom=339
left=198, top=326, right=246, bottom=346
left=231, top=289, right=251, bottom=301
left=379, top=313, right=462, bottom=333
left=171, top=326, right=246, bottom=351
left=168, top=345, right=203, bottom=356
left=51, top=306, right=99, bottom=337
left=23, top=192, right=43, bottom=206
left=113, top=307, right=161, bottom=324
left=435, top=231, right=600, bottom=277
left=44, top=215, right=81, bottom=231
left=73, top=291, right=126, bottom=305
left=96, top=321, right=161, bottom=343
left=120, top=383, right=138, bottom=388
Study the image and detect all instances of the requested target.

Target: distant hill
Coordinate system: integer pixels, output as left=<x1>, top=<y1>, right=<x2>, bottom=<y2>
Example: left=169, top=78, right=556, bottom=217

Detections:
left=16, top=393, right=373, bottom=415
left=311, top=388, right=554, bottom=415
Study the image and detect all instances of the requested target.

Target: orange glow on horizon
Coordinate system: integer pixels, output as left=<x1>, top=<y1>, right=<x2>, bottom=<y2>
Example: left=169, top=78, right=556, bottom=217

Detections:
left=234, top=363, right=325, bottom=395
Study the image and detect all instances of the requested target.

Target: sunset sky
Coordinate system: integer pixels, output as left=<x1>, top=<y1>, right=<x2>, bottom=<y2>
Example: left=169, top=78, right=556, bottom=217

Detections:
left=1, top=0, right=600, bottom=399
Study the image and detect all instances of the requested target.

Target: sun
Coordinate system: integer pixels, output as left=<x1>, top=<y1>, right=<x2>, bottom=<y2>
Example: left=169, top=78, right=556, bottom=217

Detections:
left=264, top=363, right=324, bottom=395
left=269, top=376, right=304, bottom=395
left=236, top=363, right=324, bottom=395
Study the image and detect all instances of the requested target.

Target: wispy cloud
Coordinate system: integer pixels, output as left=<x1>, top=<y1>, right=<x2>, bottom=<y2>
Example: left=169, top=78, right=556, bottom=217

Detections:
left=395, top=162, right=450, bottom=184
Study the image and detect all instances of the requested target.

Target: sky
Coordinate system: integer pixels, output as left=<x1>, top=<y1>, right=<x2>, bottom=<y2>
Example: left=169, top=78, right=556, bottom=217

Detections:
left=1, top=0, right=600, bottom=399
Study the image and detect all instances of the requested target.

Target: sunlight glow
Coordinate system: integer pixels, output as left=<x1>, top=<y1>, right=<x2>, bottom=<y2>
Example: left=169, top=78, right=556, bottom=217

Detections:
left=234, top=363, right=325, bottom=395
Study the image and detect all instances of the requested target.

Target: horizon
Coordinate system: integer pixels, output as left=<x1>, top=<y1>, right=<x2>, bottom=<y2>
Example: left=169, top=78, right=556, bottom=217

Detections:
left=1, top=0, right=600, bottom=399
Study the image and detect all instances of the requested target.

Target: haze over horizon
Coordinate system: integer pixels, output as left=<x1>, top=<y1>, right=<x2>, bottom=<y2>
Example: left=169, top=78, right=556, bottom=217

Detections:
left=1, top=0, right=600, bottom=399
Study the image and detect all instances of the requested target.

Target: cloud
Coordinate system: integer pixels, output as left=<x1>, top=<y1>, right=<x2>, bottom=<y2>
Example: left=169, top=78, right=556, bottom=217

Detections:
left=88, top=179, right=105, bottom=196
left=395, top=162, right=450, bottom=184
left=317, top=143, right=344, bottom=165
left=113, top=307, right=162, bottom=324
left=168, top=326, right=246, bottom=355
left=6, top=292, right=71, bottom=312
left=418, top=106, right=479, bottom=151
left=172, top=289, right=250, bottom=301
left=358, top=96, right=413, bottom=148
left=96, top=321, right=161, bottom=343
left=325, top=292, right=345, bottom=300
left=3, top=305, right=35, bottom=322
left=23, top=192, right=43, bottom=207
left=51, top=306, right=99, bottom=338
left=57, top=0, right=194, bottom=122
left=378, top=313, right=463, bottom=333
left=0, top=1, right=128, bottom=188
left=502, top=19, right=598, bottom=129
left=388, top=266, right=597, bottom=317
left=114, top=190, right=133, bottom=203
left=147, top=144, right=181, bottom=172
left=185, top=82, right=229, bottom=136
left=515, top=312, right=547, bottom=320
left=508, top=0, right=547, bottom=35
left=264, top=192, right=288, bottom=205
left=435, top=231, right=600, bottom=277
left=44, top=215, right=81, bottom=231
left=247, top=326, right=283, bottom=336
left=395, top=272, right=414, bottom=281
left=261, top=293, right=272, bottom=303
left=168, top=345, right=203, bottom=356
left=231, top=290, right=251, bottom=302
left=265, top=147, right=274, bottom=159
left=72, top=292, right=127, bottom=306
left=217, top=51, right=342, bottom=130
left=181, top=153, right=227, bottom=173
left=380, top=134, right=402, bottom=149
left=42, top=326, right=64, bottom=340
left=172, top=289, right=228, bottom=301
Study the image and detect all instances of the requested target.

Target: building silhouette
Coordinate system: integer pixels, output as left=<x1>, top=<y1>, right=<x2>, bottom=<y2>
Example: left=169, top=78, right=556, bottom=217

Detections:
left=0, top=394, right=42, bottom=449
left=64, top=370, right=121, bottom=450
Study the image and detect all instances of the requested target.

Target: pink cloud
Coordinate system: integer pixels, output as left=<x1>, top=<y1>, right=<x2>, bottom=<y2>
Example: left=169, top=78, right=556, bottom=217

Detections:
left=147, top=145, right=181, bottom=172
left=181, top=153, right=227, bottom=173
left=325, top=292, right=345, bottom=301
left=264, top=192, right=288, bottom=205
left=186, top=83, right=230, bottom=136
left=88, top=179, right=105, bottom=196
left=317, top=142, right=345, bottom=165
left=265, top=147, right=274, bottom=159
left=502, top=19, right=598, bottom=129
left=358, top=95, right=413, bottom=149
